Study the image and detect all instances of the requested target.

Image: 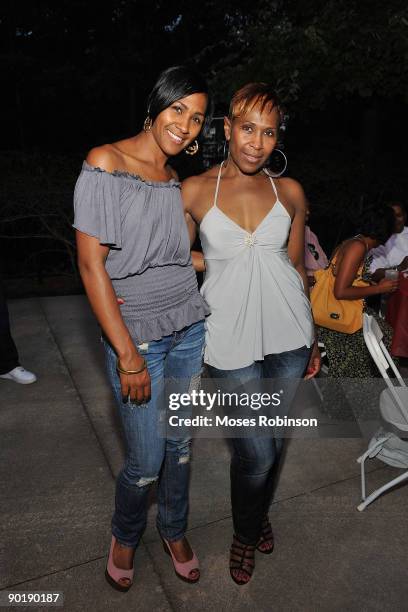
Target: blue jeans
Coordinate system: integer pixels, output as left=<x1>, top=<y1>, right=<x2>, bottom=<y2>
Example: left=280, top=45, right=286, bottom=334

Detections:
left=103, top=320, right=205, bottom=548
left=207, top=346, right=311, bottom=545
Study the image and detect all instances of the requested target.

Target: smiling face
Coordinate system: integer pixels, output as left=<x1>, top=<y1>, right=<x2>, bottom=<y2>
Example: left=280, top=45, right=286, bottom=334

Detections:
left=151, top=92, right=208, bottom=156
left=224, top=102, right=280, bottom=174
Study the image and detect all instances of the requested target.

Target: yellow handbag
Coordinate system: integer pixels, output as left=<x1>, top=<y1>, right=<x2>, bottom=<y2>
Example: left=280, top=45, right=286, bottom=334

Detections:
left=311, top=255, right=368, bottom=334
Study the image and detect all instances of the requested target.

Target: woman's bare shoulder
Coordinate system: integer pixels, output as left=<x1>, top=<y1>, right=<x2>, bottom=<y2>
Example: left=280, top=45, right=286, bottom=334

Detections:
left=86, top=144, right=122, bottom=173
left=275, top=176, right=306, bottom=212
left=335, top=238, right=366, bottom=269
left=276, top=176, right=304, bottom=197
left=182, top=166, right=219, bottom=211
left=182, top=166, right=219, bottom=191
left=343, top=237, right=367, bottom=256
left=185, top=164, right=220, bottom=182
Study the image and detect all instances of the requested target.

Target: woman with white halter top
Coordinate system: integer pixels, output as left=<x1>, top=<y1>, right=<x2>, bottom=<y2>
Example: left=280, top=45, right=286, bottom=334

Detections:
left=183, top=82, right=320, bottom=585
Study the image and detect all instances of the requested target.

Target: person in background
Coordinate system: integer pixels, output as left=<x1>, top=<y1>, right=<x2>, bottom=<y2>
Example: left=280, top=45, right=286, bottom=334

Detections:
left=0, top=280, right=37, bottom=384
left=317, top=208, right=398, bottom=379
left=370, top=202, right=408, bottom=281
left=304, top=200, right=328, bottom=287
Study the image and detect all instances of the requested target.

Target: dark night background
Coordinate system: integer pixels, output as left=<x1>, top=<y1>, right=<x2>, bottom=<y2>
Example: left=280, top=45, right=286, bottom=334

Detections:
left=1, top=0, right=407, bottom=296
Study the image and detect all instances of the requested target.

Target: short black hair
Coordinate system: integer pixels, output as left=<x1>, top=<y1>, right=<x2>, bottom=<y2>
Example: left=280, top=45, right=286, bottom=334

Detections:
left=355, top=206, right=395, bottom=245
left=146, top=65, right=213, bottom=135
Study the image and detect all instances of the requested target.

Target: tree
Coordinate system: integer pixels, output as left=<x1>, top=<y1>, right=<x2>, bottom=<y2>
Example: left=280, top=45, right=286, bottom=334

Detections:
left=209, top=0, right=408, bottom=108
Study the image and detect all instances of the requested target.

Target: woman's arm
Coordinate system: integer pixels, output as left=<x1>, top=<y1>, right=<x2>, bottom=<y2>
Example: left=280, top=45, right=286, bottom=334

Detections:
left=181, top=177, right=200, bottom=246
left=284, top=179, right=320, bottom=378
left=76, top=232, right=150, bottom=403
left=184, top=210, right=205, bottom=272
left=191, top=250, right=205, bottom=273
left=184, top=211, right=198, bottom=246
left=181, top=176, right=206, bottom=273
left=286, top=180, right=310, bottom=299
left=334, top=242, right=399, bottom=299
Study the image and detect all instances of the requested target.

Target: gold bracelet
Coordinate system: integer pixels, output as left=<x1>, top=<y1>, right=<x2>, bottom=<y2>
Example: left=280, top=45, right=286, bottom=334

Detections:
left=116, top=357, right=147, bottom=375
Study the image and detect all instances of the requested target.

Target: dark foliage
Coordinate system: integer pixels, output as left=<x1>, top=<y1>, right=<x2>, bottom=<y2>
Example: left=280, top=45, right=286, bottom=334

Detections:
left=1, top=0, right=407, bottom=291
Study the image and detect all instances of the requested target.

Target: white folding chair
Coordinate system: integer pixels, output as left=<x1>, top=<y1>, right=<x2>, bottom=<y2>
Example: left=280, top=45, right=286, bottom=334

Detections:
left=310, top=341, right=329, bottom=402
left=356, top=314, right=408, bottom=511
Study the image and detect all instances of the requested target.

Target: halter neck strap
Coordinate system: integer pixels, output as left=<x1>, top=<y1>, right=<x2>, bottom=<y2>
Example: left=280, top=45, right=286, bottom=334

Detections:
left=264, top=169, right=279, bottom=197
left=213, top=162, right=224, bottom=207
left=213, top=162, right=278, bottom=207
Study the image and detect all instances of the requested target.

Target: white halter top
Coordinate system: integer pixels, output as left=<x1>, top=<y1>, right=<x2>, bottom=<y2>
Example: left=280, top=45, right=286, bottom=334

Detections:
left=199, top=163, right=314, bottom=369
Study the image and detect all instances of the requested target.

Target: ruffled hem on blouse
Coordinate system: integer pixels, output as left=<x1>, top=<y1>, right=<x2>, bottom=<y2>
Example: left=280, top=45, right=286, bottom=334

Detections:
left=123, top=293, right=210, bottom=343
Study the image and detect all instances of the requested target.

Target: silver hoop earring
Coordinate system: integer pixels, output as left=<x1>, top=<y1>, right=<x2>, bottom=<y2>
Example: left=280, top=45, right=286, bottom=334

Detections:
left=267, top=148, right=287, bottom=177
left=223, top=139, right=229, bottom=161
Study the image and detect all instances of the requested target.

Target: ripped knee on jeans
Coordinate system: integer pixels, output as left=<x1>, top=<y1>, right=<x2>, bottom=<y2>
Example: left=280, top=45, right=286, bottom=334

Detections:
left=166, top=437, right=191, bottom=464
left=135, top=474, right=159, bottom=488
left=178, top=453, right=190, bottom=465
left=177, top=439, right=191, bottom=464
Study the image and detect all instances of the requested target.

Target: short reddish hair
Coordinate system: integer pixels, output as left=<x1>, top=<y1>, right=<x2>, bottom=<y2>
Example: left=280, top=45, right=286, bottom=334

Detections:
left=229, top=82, right=284, bottom=124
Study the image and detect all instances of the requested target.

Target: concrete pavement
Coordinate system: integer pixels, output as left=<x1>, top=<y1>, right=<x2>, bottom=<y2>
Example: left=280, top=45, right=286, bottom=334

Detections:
left=1, top=295, right=408, bottom=611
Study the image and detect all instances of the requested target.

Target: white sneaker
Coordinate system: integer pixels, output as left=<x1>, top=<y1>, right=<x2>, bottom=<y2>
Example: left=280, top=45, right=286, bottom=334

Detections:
left=0, top=366, right=37, bottom=385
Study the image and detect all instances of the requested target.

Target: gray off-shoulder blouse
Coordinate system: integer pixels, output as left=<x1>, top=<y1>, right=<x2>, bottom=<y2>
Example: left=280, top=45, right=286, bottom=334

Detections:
left=73, top=162, right=209, bottom=342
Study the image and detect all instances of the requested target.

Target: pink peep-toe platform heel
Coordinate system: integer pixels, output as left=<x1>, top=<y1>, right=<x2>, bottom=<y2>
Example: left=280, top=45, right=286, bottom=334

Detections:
left=105, top=535, right=134, bottom=592
left=162, top=537, right=200, bottom=583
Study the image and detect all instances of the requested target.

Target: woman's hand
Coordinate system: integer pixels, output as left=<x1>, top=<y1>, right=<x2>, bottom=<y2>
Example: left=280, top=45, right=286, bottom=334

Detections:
left=304, top=342, right=321, bottom=379
left=397, top=256, right=408, bottom=271
left=191, top=250, right=205, bottom=272
left=118, top=353, right=151, bottom=404
left=377, top=277, right=399, bottom=294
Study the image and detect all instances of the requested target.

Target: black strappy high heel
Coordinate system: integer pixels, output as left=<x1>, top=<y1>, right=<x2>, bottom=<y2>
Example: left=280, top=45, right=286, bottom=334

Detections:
left=229, top=535, right=255, bottom=585
left=256, top=515, right=274, bottom=554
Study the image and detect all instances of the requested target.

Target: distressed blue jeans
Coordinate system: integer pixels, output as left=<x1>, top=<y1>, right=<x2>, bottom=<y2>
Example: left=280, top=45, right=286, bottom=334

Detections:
left=103, top=320, right=204, bottom=548
left=208, top=345, right=311, bottom=545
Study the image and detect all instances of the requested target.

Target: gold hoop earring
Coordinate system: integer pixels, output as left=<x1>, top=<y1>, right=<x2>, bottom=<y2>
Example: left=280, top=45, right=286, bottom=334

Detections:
left=143, top=116, right=152, bottom=132
left=185, top=140, right=199, bottom=156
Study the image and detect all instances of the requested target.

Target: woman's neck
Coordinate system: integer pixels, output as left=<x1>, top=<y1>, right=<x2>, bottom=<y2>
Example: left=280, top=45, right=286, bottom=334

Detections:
left=124, top=131, right=169, bottom=169
left=222, top=157, right=265, bottom=182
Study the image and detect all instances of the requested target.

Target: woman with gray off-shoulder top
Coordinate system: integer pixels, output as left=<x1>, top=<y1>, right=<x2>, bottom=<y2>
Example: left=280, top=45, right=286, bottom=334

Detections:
left=73, top=66, right=210, bottom=590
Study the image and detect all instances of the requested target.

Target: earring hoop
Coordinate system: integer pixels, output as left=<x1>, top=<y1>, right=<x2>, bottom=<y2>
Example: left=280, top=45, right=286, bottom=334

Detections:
left=223, top=139, right=229, bottom=161
left=266, top=148, right=287, bottom=177
left=143, top=116, right=152, bottom=132
left=185, top=140, right=199, bottom=156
